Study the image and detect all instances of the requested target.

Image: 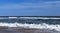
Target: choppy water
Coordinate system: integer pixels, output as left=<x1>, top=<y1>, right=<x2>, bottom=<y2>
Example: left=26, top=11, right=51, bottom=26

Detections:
left=0, top=16, right=60, bottom=24
left=0, top=16, right=60, bottom=32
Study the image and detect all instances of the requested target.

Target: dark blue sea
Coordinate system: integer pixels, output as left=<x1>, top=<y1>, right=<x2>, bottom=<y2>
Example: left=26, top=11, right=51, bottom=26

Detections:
left=0, top=16, right=60, bottom=24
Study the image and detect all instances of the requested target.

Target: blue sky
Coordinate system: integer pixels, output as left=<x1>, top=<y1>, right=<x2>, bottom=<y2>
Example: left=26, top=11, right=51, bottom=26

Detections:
left=0, top=0, right=60, bottom=16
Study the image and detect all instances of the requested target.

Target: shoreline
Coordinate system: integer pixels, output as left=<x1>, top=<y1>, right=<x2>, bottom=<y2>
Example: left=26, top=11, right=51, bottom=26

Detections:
left=0, top=26, right=60, bottom=33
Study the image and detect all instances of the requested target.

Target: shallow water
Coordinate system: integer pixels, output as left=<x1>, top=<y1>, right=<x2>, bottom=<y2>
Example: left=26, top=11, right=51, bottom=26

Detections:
left=0, top=27, right=60, bottom=33
left=0, top=29, right=21, bottom=33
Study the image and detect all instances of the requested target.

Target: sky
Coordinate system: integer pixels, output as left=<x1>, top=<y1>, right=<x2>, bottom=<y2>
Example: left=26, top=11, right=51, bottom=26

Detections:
left=0, top=0, right=60, bottom=16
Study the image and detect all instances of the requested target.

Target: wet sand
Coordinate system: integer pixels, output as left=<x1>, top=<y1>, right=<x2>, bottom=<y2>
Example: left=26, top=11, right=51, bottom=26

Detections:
left=0, top=26, right=60, bottom=33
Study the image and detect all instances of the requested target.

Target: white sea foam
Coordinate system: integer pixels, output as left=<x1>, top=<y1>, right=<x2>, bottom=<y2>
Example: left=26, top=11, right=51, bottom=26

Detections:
left=0, top=17, right=60, bottom=19
left=8, top=17, right=17, bottom=19
left=0, top=23, right=60, bottom=31
left=20, top=17, right=60, bottom=19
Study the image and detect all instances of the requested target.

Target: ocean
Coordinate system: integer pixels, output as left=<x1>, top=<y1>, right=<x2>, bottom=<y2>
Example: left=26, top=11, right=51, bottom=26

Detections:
left=0, top=16, right=60, bottom=32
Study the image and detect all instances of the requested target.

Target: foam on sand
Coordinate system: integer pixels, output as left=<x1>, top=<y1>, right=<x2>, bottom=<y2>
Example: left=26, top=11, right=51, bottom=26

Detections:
left=0, top=23, right=60, bottom=31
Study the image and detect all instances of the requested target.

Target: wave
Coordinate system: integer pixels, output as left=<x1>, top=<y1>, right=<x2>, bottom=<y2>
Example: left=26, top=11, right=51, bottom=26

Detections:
left=20, top=17, right=60, bottom=19
left=8, top=17, right=60, bottom=19
left=0, top=17, right=60, bottom=20
left=0, top=22, right=60, bottom=31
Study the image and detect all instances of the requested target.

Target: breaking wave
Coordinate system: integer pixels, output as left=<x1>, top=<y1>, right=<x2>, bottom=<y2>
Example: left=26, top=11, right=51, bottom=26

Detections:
left=0, top=17, right=60, bottom=19
left=0, top=22, right=60, bottom=31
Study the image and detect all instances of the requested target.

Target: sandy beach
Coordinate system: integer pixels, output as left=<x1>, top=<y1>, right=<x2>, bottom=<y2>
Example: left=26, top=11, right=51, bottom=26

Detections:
left=0, top=26, right=60, bottom=33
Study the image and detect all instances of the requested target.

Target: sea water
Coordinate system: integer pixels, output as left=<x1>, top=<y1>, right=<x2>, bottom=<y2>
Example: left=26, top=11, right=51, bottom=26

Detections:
left=0, top=16, right=60, bottom=31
